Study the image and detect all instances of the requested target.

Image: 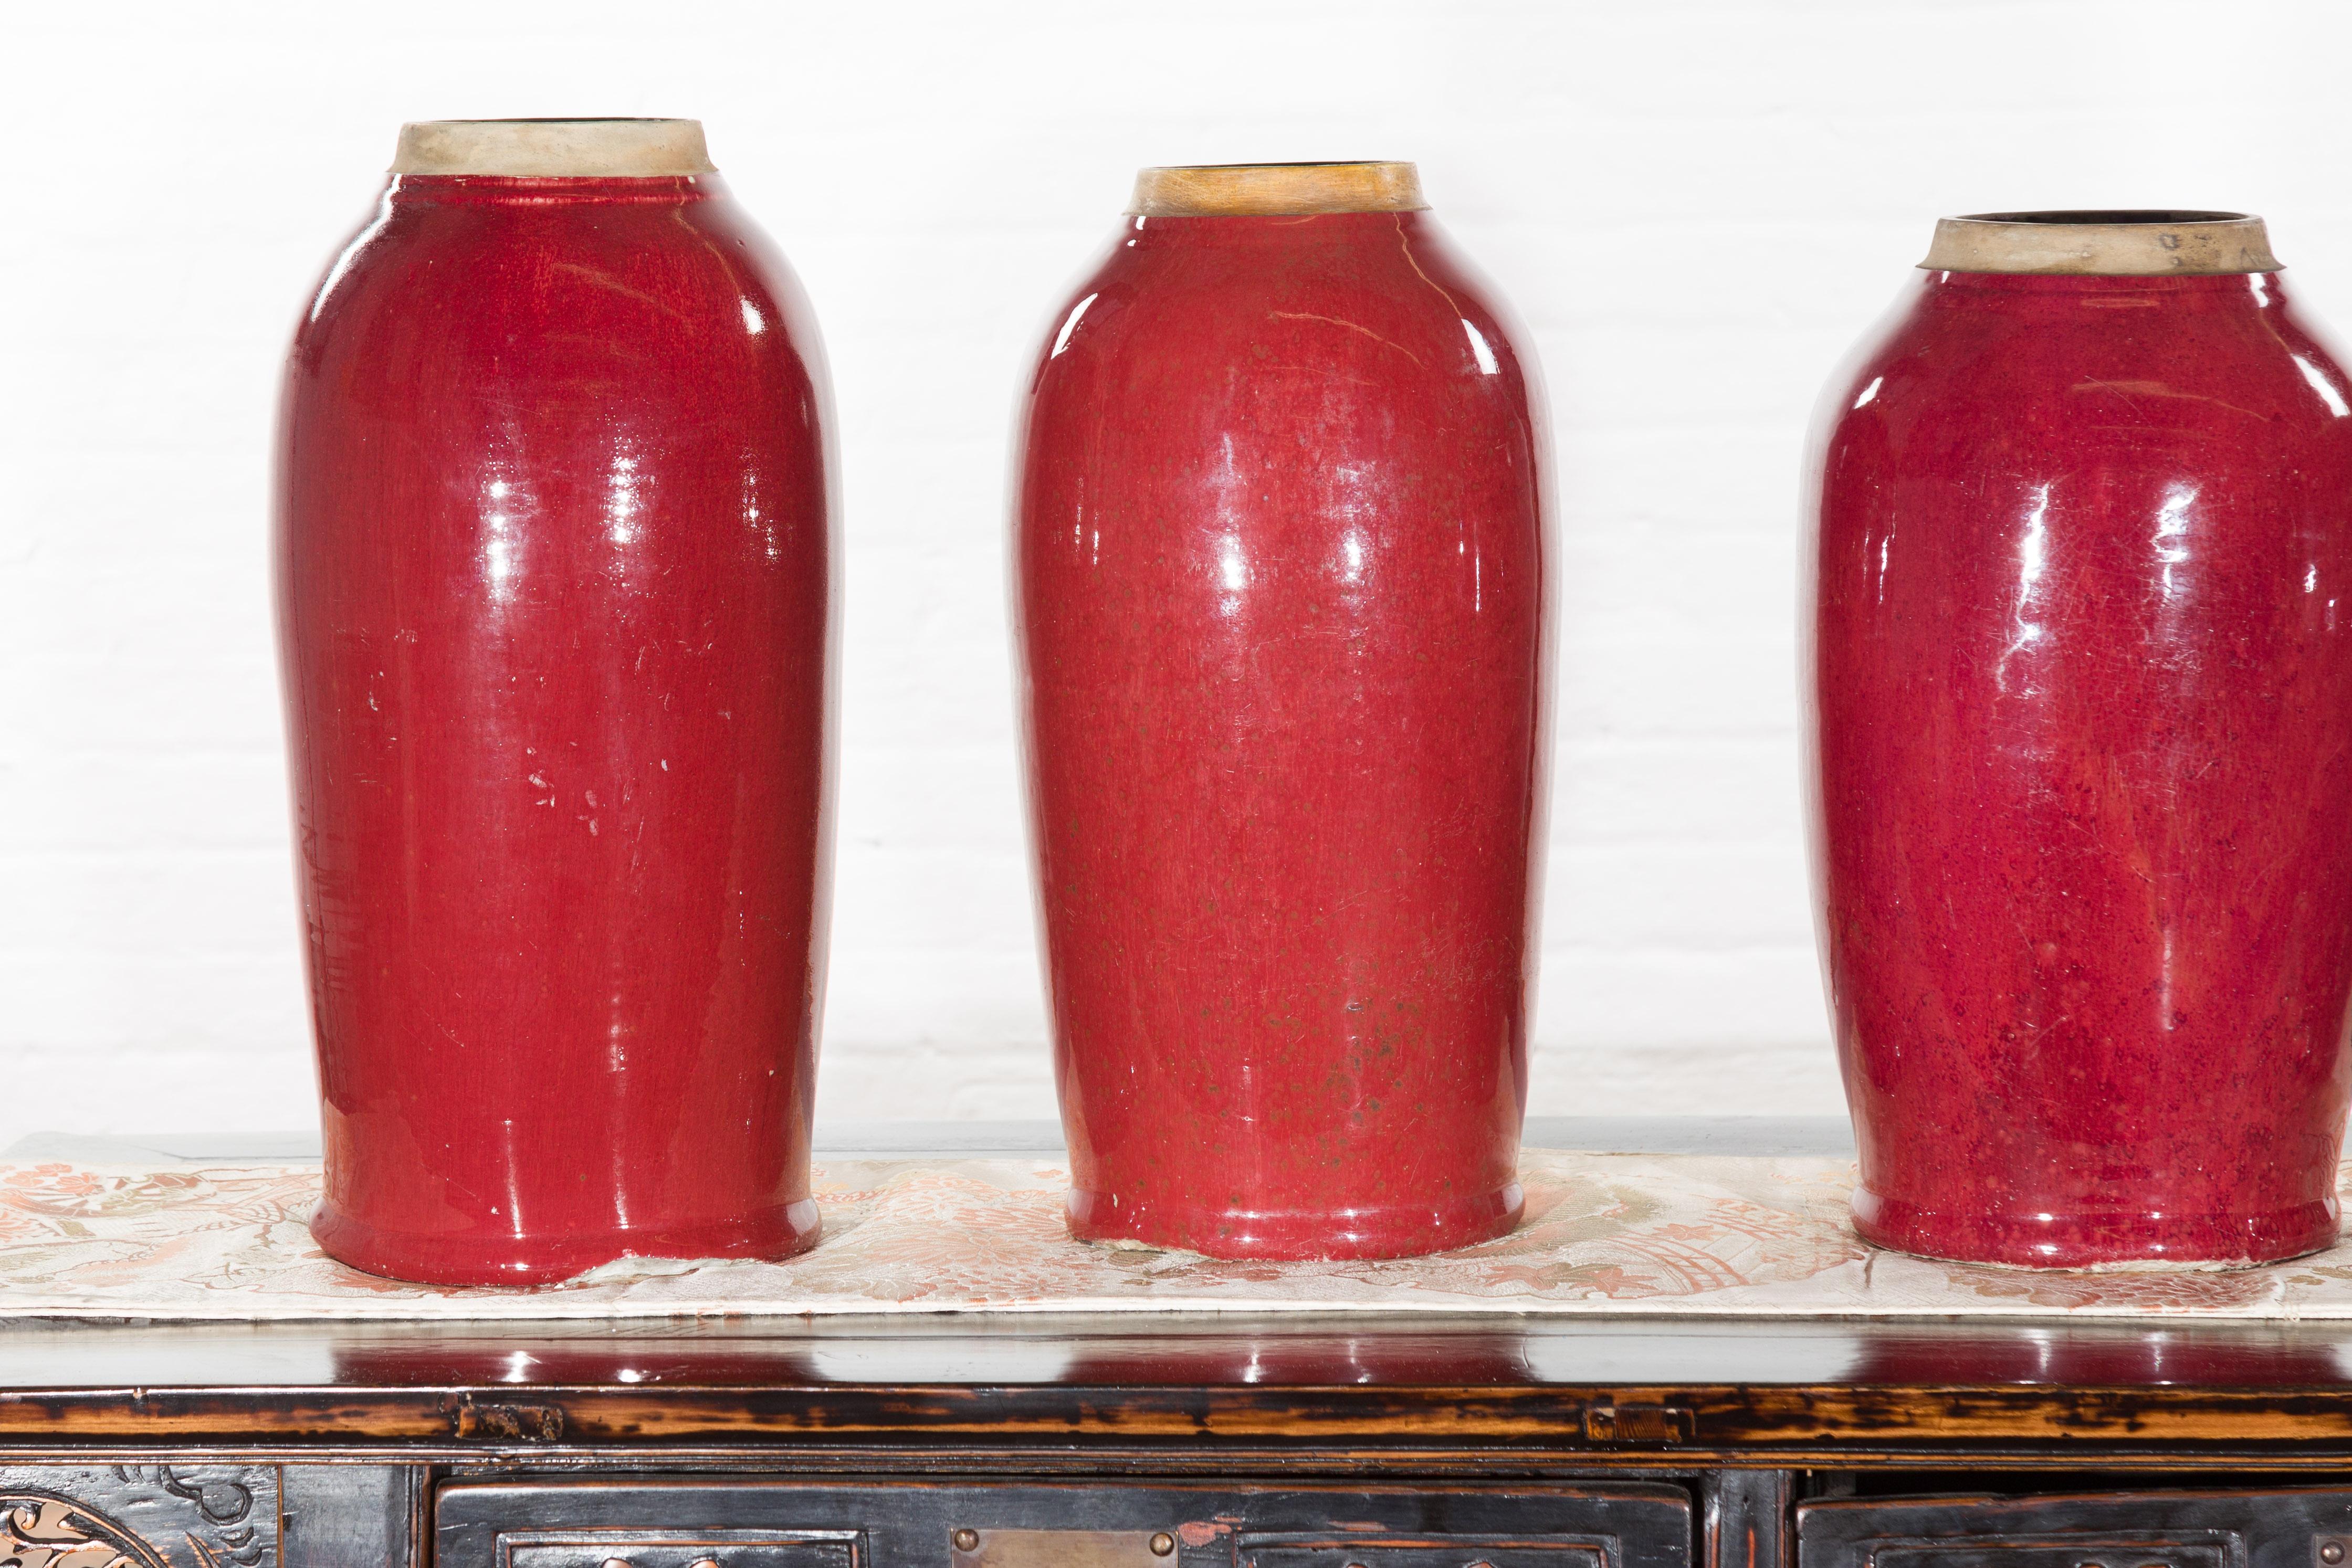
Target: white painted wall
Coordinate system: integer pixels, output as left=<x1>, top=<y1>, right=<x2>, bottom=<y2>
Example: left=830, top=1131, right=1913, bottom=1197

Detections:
left=5, top=0, right=2348, bottom=1133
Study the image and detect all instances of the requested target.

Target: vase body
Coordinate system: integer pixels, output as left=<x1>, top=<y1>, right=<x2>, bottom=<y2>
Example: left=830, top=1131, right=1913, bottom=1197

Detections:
left=1013, top=163, right=1553, bottom=1260
left=275, top=121, right=837, bottom=1286
left=1806, top=212, right=2352, bottom=1267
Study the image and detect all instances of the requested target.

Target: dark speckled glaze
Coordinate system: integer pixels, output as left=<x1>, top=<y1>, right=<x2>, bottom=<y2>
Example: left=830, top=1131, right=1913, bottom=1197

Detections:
left=275, top=172, right=836, bottom=1285
left=1807, top=261, right=2352, bottom=1267
left=1014, top=207, right=1553, bottom=1259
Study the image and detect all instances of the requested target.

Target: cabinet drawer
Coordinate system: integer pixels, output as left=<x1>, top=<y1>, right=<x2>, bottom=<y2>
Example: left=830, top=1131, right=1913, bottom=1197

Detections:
left=1798, top=1492, right=2352, bottom=1568
left=1241, top=1533, right=1616, bottom=1568
left=436, top=1483, right=1693, bottom=1568
left=498, top=1530, right=863, bottom=1568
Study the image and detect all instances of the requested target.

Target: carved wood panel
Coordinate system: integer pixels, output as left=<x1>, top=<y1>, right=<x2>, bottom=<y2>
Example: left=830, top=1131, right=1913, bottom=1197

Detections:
left=0, top=1465, right=277, bottom=1568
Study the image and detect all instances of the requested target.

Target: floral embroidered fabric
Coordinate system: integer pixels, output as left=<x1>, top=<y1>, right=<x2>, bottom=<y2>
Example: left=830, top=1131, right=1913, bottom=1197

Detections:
left=0, top=1152, right=2342, bottom=1321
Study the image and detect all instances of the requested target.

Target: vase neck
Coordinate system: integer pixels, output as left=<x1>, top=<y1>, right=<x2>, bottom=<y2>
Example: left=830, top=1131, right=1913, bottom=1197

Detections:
left=1920, top=210, right=2279, bottom=276
left=391, top=119, right=715, bottom=178
left=1128, top=162, right=1424, bottom=217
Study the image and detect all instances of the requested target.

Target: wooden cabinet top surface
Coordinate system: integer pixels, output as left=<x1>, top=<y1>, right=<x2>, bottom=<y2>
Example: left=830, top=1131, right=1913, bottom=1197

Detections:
left=1, top=1121, right=2346, bottom=1461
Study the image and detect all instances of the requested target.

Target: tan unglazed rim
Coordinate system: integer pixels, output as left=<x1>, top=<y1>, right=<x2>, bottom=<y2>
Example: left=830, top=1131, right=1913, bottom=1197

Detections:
left=1920, top=209, right=2280, bottom=275
left=391, top=118, right=716, bottom=178
left=1129, top=161, right=1426, bottom=217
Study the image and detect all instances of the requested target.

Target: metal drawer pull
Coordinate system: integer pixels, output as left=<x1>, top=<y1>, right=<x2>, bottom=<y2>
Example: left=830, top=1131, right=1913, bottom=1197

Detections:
left=950, top=1525, right=1193, bottom=1568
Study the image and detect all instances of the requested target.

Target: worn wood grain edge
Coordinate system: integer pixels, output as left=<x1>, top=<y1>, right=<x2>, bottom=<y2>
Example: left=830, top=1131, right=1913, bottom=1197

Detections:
left=8, top=1384, right=2352, bottom=1446
left=0, top=1441, right=2350, bottom=1474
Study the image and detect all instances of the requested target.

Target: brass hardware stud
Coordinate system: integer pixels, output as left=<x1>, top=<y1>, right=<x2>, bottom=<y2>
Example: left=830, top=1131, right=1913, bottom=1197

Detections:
left=688, top=1560, right=721, bottom=1568
left=2323, top=1546, right=2347, bottom=1567
left=1150, top=1537, right=1176, bottom=1558
left=953, top=1531, right=982, bottom=1553
left=602, top=1559, right=635, bottom=1568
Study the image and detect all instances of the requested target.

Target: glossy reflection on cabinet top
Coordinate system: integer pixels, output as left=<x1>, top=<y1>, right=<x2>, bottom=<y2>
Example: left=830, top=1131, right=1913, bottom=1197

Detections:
left=1920, top=208, right=2280, bottom=275
left=1127, top=160, right=1426, bottom=216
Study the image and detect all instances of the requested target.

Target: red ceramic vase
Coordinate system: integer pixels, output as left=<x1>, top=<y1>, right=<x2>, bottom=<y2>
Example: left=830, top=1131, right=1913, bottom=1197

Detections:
left=1806, top=211, right=2352, bottom=1267
left=275, top=119, right=837, bottom=1285
left=1013, top=162, right=1553, bottom=1260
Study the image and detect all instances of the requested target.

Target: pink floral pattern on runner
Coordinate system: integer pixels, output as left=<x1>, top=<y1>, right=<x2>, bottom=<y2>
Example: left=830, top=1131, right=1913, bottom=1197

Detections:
left=0, top=1152, right=2335, bottom=1320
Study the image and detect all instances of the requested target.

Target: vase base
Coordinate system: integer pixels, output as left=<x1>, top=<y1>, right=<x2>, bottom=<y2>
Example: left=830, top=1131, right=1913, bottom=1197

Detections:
left=1066, top=1181, right=1524, bottom=1261
left=1852, top=1186, right=2338, bottom=1270
left=310, top=1195, right=822, bottom=1288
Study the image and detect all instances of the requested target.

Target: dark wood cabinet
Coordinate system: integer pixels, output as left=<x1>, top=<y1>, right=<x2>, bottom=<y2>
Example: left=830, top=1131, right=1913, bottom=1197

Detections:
left=9, top=1124, right=2352, bottom=1568
left=3, top=1314, right=2352, bottom=1568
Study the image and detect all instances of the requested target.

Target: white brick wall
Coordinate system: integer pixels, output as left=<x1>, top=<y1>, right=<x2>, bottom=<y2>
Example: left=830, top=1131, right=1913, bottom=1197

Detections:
left=5, top=0, right=2348, bottom=1132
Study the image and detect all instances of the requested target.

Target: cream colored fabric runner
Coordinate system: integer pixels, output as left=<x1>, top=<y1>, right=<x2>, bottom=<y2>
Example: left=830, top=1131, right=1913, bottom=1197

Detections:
left=0, top=1151, right=2343, bottom=1321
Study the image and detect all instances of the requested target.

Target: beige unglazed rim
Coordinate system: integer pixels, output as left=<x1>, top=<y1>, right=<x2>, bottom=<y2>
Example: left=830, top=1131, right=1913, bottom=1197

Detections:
left=1129, top=161, right=1426, bottom=217
left=1920, top=209, right=2280, bottom=275
left=392, top=119, right=716, bottom=178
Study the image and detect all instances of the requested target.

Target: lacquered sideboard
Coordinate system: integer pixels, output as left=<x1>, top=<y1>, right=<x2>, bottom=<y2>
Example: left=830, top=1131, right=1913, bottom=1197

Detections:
left=8, top=1122, right=2351, bottom=1568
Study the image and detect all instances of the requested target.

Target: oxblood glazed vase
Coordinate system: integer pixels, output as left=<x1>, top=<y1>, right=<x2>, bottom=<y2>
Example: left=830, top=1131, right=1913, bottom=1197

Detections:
left=1806, top=210, right=2352, bottom=1268
left=1014, top=162, right=1553, bottom=1260
left=275, top=119, right=837, bottom=1286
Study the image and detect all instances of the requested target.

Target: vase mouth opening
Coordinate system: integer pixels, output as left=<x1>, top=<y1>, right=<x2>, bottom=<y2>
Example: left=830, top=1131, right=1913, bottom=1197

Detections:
left=1966, top=208, right=2252, bottom=225
left=1128, top=161, right=1427, bottom=217
left=391, top=119, right=716, bottom=178
left=1920, top=209, right=2279, bottom=275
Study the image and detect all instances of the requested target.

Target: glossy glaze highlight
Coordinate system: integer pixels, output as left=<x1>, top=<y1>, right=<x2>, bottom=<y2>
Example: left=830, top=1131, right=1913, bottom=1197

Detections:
left=1015, top=168, right=1553, bottom=1260
left=275, top=126, right=837, bottom=1286
left=1807, top=216, right=2352, bottom=1267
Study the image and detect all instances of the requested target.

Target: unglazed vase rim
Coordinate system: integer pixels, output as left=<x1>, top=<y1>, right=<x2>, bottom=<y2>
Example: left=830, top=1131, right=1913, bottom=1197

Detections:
left=1920, top=210, right=2280, bottom=275
left=391, top=119, right=716, bottom=178
left=1129, top=162, right=1426, bottom=217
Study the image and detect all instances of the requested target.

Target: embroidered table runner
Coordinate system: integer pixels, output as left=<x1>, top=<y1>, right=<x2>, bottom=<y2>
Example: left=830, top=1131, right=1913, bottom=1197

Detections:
left=0, top=1151, right=2344, bottom=1321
